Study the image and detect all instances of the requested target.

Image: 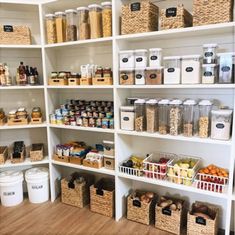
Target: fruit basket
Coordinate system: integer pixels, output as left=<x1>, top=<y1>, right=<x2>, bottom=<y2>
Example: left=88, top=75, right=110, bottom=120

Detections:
left=167, top=156, right=200, bottom=186
left=143, top=152, right=175, bottom=180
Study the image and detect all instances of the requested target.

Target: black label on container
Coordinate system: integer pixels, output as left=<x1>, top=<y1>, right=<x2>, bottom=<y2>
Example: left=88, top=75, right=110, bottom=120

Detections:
left=196, top=216, right=206, bottom=226
left=136, top=57, right=143, bottom=62
left=123, top=117, right=129, bottom=121
left=131, top=2, right=141, bottom=11
left=205, top=52, right=213, bottom=57
left=167, top=68, right=175, bottom=73
left=204, top=71, right=212, bottom=76
left=162, top=207, right=172, bottom=216
left=136, top=74, right=142, bottom=79
left=122, top=58, right=128, bottom=63
left=122, top=75, right=129, bottom=80
left=216, top=123, right=225, bottom=129
left=3, top=25, right=13, bottom=32
left=105, top=161, right=111, bottom=165
left=166, top=7, right=177, bottom=17
left=150, top=55, right=158, bottom=61
left=96, top=189, right=104, bottom=196
left=186, top=67, right=194, bottom=72
left=222, top=66, right=231, bottom=72
left=133, top=200, right=141, bottom=207
left=150, top=74, right=157, bottom=79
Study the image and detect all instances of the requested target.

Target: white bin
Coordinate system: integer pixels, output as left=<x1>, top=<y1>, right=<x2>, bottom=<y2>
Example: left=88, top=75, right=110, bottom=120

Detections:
left=25, top=167, right=49, bottom=204
left=0, top=171, right=23, bottom=207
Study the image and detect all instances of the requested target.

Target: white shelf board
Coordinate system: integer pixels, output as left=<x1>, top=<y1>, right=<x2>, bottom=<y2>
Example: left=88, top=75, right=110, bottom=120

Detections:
left=51, top=160, right=115, bottom=176
left=47, top=85, right=114, bottom=89
left=0, top=157, right=49, bottom=169
left=0, top=85, right=44, bottom=90
left=0, top=122, right=47, bottom=130
left=117, top=129, right=232, bottom=146
left=116, top=22, right=235, bottom=42
left=118, top=172, right=228, bottom=199
left=0, top=45, right=41, bottom=49
left=49, top=124, right=115, bottom=134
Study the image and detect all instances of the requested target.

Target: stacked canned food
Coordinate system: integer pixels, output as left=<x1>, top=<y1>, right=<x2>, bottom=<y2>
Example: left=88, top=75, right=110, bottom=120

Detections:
left=50, top=100, right=114, bottom=129
left=120, top=98, right=233, bottom=140
left=45, top=2, right=112, bottom=44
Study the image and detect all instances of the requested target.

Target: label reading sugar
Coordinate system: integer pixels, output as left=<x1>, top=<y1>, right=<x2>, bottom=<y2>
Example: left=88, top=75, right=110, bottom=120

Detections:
left=122, top=58, right=128, bottom=63
left=196, top=216, right=206, bottom=226
left=150, top=56, right=158, bottom=61
left=136, top=57, right=143, bottom=62
left=216, top=123, right=225, bottom=129
left=222, top=66, right=230, bottom=72
left=4, top=25, right=13, bottom=32
left=186, top=67, right=194, bottom=72
left=131, top=2, right=141, bottom=11
left=168, top=68, right=175, bottom=73
left=136, top=74, right=142, bottom=79
left=166, top=7, right=177, bottom=17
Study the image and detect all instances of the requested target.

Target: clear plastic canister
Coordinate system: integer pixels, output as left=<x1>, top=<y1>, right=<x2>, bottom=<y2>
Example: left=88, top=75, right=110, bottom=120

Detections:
left=45, top=14, right=56, bottom=44
left=135, top=68, right=146, bottom=85
left=158, top=99, right=170, bottom=134
left=203, top=44, right=217, bottom=64
left=183, top=99, right=197, bottom=137
left=163, top=56, right=181, bottom=84
left=119, top=50, right=135, bottom=68
left=65, top=9, right=77, bottom=41
left=169, top=99, right=183, bottom=136
left=77, top=7, right=90, bottom=40
left=134, top=99, right=146, bottom=132
left=120, top=106, right=135, bottom=131
left=202, top=64, right=217, bottom=84
left=101, top=2, right=112, bottom=37
left=149, top=48, right=162, bottom=67
left=88, top=4, right=103, bottom=39
left=198, top=100, right=213, bottom=138
left=55, top=12, right=66, bottom=43
left=135, top=49, right=148, bottom=68
left=146, top=99, right=158, bottom=133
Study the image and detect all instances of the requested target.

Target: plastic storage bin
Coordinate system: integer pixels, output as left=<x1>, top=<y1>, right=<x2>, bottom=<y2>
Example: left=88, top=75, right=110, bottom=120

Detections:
left=203, top=44, right=217, bottom=64
left=158, top=99, right=170, bottom=134
left=0, top=171, right=23, bottom=207
left=149, top=48, right=162, bottom=67
left=135, top=49, right=148, bottom=68
left=119, top=50, right=135, bottom=68
left=145, top=67, right=163, bottom=85
left=65, top=9, right=77, bottom=41
left=134, top=99, right=146, bottom=132
left=164, top=56, right=181, bottom=84
left=45, top=14, right=56, bottom=44
left=202, top=64, right=218, bottom=84
left=135, top=68, right=145, bottom=85
left=146, top=99, right=158, bottom=133
left=120, top=106, right=135, bottom=131
left=181, top=55, right=201, bottom=84
left=211, top=109, right=233, bottom=140
left=88, top=4, right=102, bottom=39
left=25, top=167, right=49, bottom=203
left=77, top=7, right=90, bottom=40
left=55, top=12, right=66, bottom=43
left=101, top=2, right=112, bottom=37
left=119, top=68, right=135, bottom=85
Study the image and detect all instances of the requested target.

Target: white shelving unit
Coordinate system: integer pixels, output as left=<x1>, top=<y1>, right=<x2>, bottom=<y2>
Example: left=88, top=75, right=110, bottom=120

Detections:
left=0, top=0, right=235, bottom=234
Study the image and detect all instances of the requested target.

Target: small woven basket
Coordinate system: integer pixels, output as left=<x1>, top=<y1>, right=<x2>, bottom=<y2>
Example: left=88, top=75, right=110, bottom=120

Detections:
left=0, top=146, right=8, bottom=165
left=193, top=0, right=234, bottom=26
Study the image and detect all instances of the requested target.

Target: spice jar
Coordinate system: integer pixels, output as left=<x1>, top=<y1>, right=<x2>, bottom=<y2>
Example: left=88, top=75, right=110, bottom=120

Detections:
left=88, top=4, right=102, bottom=39
left=183, top=99, right=198, bottom=137
left=45, top=14, right=56, bottom=44
left=145, top=67, right=163, bottom=85
left=181, top=55, right=201, bottom=84
left=134, top=99, right=146, bottom=132
left=164, top=56, right=181, bottom=84
left=198, top=100, right=213, bottom=138
left=211, top=109, right=233, bottom=140
left=119, top=68, right=135, bottom=85
left=55, top=12, right=66, bottom=43
left=203, top=44, right=218, bottom=64
left=146, top=99, right=158, bottom=133
left=218, top=52, right=235, bottom=84
left=31, top=107, right=42, bottom=118
left=103, top=67, right=112, bottom=77
left=119, top=50, right=135, bottom=69
left=101, top=2, right=112, bottom=37
left=149, top=48, right=162, bottom=67
left=135, top=68, right=145, bottom=85
left=77, top=7, right=90, bottom=40
left=158, top=99, right=170, bottom=134
left=135, top=49, right=148, bottom=68
left=169, top=99, right=183, bottom=136
left=65, top=9, right=77, bottom=41
left=202, top=64, right=218, bottom=84
left=95, top=67, right=103, bottom=77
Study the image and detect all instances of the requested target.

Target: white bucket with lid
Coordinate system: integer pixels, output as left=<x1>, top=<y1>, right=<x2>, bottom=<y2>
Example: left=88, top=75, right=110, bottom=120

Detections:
left=0, top=171, right=23, bottom=207
left=25, top=167, right=49, bottom=204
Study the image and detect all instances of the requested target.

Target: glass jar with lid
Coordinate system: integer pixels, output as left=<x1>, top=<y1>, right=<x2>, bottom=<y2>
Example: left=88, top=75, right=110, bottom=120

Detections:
left=88, top=4, right=103, bottom=39
left=45, top=14, right=56, bottom=44
left=149, top=48, right=162, bottom=67
left=146, top=99, right=158, bottom=133
left=169, top=99, right=183, bottom=136
left=183, top=99, right=198, bottom=137
left=55, top=12, right=66, bottom=43
left=158, top=99, right=170, bottom=134
left=198, top=100, right=213, bottom=138
left=120, top=106, right=135, bottom=131
left=134, top=99, right=146, bottom=132
left=101, top=2, right=112, bottom=37
left=77, top=7, right=90, bottom=40
left=163, top=56, right=181, bottom=84
left=203, top=44, right=218, bottom=64
left=65, top=9, right=77, bottom=41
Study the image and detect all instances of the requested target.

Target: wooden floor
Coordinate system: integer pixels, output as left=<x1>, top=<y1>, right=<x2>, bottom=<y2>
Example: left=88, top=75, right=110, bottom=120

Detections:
left=0, top=199, right=170, bottom=235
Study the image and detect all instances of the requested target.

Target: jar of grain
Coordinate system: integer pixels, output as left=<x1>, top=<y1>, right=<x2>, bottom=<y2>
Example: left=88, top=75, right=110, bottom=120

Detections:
left=169, top=99, right=183, bottom=136
left=145, top=67, right=163, bottom=85
left=198, top=100, right=213, bottom=138
left=88, top=4, right=102, bottom=39
left=101, top=2, right=112, bottom=37
left=146, top=99, right=158, bottom=133
left=134, top=99, right=146, bottom=132
left=183, top=99, right=198, bottom=137
left=119, top=68, right=135, bottom=85
left=55, top=12, right=66, bottom=43
left=45, top=14, right=56, bottom=44
left=158, top=99, right=170, bottom=134
left=77, top=7, right=90, bottom=40
left=65, top=9, right=77, bottom=41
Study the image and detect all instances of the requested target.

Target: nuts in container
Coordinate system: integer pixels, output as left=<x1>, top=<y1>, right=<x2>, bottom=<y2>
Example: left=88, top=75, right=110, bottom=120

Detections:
left=101, top=2, right=112, bottom=37
left=134, top=99, right=146, bottom=132
left=45, top=14, right=57, bottom=44
left=146, top=99, right=158, bottom=133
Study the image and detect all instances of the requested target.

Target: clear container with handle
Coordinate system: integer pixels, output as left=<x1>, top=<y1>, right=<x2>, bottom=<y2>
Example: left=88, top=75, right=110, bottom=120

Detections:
left=77, top=7, right=90, bottom=40
left=183, top=99, right=198, bottom=137
left=45, top=14, right=56, bottom=44
left=198, top=100, right=213, bottom=138
left=134, top=99, right=146, bottom=132
left=146, top=99, right=158, bottom=133
left=88, top=4, right=103, bottom=39
left=158, top=99, right=170, bottom=134
left=101, top=2, right=112, bottom=37
left=65, top=9, right=77, bottom=41
left=55, top=12, right=66, bottom=43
